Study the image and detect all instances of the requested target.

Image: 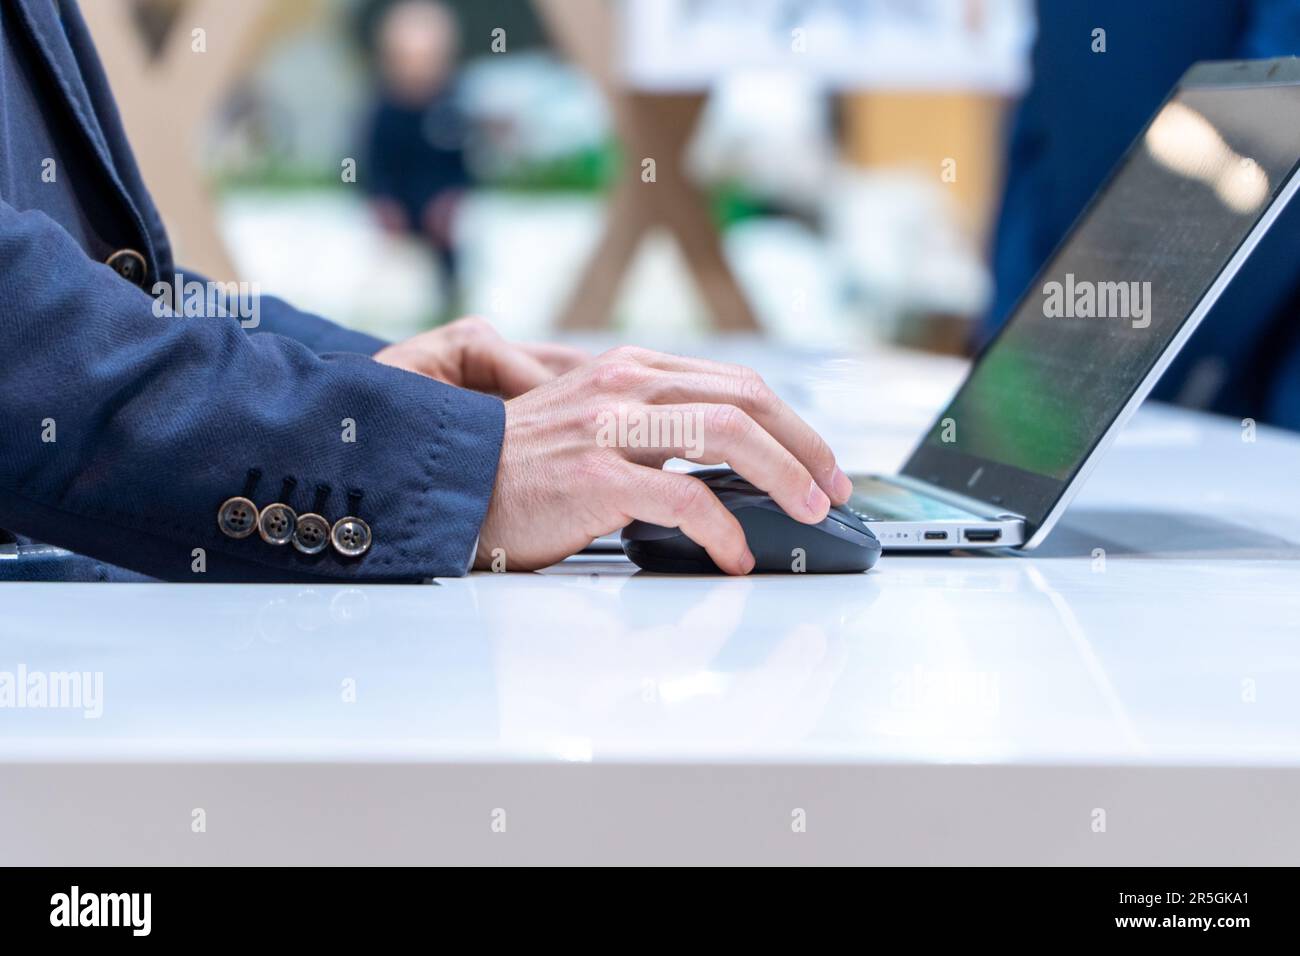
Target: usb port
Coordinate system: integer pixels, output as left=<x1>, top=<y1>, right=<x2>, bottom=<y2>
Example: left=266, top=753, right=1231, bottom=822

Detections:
left=923, top=531, right=949, bottom=541
left=963, top=529, right=1002, bottom=543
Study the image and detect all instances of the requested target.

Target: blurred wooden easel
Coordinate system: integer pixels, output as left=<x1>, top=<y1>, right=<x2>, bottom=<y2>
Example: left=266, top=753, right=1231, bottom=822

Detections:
left=532, top=0, right=759, bottom=331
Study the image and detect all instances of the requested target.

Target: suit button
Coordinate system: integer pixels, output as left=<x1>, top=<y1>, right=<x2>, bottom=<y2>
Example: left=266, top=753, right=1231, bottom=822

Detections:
left=292, top=513, right=331, bottom=555
left=105, top=249, right=147, bottom=287
left=330, top=516, right=372, bottom=558
left=257, top=502, right=297, bottom=545
left=217, top=496, right=258, bottom=539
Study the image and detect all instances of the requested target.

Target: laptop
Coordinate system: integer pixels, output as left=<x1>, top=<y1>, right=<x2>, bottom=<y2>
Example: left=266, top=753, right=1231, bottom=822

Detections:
left=586, top=58, right=1300, bottom=555
left=850, top=58, right=1300, bottom=549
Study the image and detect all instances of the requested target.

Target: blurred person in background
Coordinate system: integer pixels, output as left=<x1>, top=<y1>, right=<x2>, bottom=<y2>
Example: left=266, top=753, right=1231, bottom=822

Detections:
left=361, top=0, right=472, bottom=309
left=984, top=0, right=1300, bottom=430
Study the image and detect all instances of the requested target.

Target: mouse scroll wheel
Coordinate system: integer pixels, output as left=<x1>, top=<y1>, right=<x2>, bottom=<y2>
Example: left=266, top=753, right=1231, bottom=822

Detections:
left=720, top=485, right=767, bottom=498
left=715, top=491, right=755, bottom=506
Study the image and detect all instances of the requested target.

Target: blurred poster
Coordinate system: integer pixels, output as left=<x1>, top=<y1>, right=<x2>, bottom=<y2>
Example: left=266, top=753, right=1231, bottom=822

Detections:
left=622, top=0, right=1036, bottom=93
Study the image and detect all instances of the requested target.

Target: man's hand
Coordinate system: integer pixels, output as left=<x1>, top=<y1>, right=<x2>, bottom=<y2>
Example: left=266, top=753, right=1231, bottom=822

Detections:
left=374, top=316, right=589, bottom=398
left=475, top=346, right=855, bottom=575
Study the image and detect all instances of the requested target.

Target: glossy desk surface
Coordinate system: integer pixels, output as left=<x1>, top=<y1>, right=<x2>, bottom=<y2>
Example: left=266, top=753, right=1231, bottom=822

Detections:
left=3, top=343, right=1299, bottom=864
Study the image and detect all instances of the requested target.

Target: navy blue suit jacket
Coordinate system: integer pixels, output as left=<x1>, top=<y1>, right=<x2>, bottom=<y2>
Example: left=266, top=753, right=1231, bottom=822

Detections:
left=0, top=0, right=504, bottom=581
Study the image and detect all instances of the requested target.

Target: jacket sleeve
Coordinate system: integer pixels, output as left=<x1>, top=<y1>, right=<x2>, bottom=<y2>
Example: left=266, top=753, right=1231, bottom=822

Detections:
left=0, top=201, right=503, bottom=582
left=177, top=268, right=391, bottom=356
left=170, top=267, right=389, bottom=356
left=248, top=291, right=389, bottom=356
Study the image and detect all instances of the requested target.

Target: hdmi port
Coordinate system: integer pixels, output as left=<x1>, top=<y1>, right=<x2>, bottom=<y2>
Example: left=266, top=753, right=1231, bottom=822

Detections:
left=923, top=531, right=949, bottom=541
left=963, top=529, right=1002, bottom=543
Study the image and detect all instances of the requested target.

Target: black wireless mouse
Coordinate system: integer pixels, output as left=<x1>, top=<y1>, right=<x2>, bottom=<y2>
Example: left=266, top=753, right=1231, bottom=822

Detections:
left=621, top=468, right=881, bottom=574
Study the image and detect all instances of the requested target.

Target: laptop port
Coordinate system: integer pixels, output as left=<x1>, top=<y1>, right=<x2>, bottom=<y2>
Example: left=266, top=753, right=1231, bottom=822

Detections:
left=963, top=529, right=1002, bottom=543
left=923, top=531, right=949, bottom=541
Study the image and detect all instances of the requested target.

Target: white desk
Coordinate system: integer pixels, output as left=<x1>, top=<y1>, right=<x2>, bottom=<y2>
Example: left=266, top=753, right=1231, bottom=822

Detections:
left=3, top=343, right=1299, bottom=865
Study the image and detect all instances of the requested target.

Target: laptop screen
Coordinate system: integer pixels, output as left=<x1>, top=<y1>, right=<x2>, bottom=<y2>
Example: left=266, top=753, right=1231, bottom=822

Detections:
left=903, top=63, right=1300, bottom=533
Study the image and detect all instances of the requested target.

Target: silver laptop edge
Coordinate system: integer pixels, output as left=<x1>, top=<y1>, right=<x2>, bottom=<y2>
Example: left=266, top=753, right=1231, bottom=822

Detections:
left=849, top=473, right=1026, bottom=550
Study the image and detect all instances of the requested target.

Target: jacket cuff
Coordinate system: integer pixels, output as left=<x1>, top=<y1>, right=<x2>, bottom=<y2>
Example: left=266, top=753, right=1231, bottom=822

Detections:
left=418, top=381, right=504, bottom=576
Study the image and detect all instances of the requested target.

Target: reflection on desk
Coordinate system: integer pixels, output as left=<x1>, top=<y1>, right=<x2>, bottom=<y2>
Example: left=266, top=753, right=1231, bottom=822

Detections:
left=3, top=345, right=1299, bottom=864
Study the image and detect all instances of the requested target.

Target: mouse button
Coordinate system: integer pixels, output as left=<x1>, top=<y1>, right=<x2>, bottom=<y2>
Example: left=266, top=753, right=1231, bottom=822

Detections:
left=827, top=504, right=870, bottom=534
left=713, top=492, right=765, bottom=512
left=620, top=519, right=681, bottom=542
left=819, top=511, right=878, bottom=549
left=830, top=522, right=879, bottom=548
left=694, top=467, right=741, bottom=484
left=719, top=489, right=781, bottom=512
left=703, top=476, right=756, bottom=495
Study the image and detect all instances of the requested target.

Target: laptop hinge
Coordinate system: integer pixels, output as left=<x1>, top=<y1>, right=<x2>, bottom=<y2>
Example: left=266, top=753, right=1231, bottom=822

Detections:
left=887, top=473, right=1026, bottom=522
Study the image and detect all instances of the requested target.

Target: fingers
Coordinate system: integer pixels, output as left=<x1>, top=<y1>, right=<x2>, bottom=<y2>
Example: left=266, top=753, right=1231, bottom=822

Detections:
left=664, top=367, right=849, bottom=503
left=618, top=403, right=830, bottom=524
left=450, top=317, right=555, bottom=397
left=446, top=318, right=591, bottom=396
left=592, top=347, right=853, bottom=504
left=521, top=342, right=591, bottom=375
left=474, top=343, right=554, bottom=398
left=619, top=466, right=754, bottom=575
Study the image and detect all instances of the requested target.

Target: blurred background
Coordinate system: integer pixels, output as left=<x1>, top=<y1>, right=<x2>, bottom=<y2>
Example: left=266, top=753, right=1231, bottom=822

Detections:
left=88, top=0, right=1300, bottom=429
